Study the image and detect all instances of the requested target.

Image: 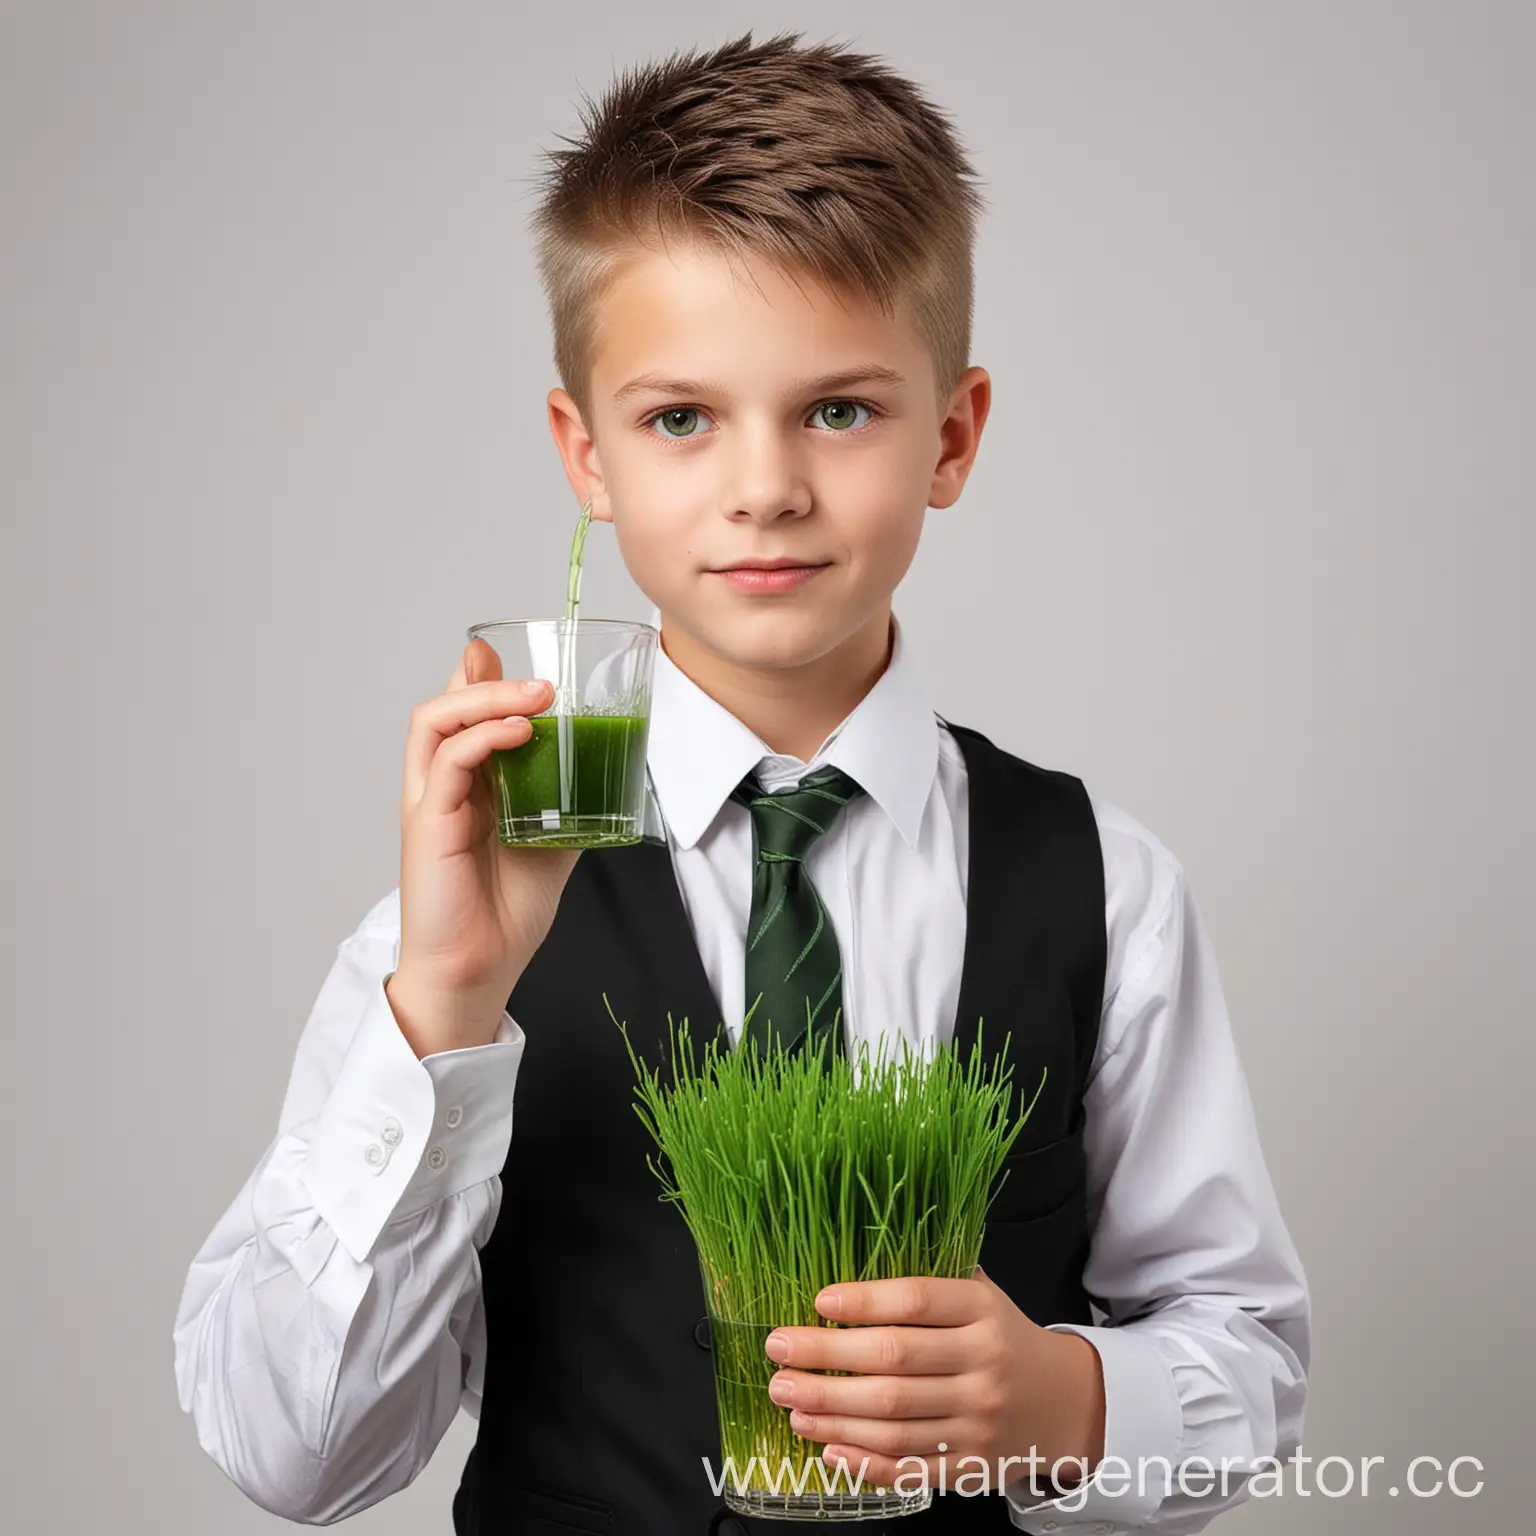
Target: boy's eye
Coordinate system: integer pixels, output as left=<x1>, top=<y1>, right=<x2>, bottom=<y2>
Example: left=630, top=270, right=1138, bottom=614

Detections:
left=649, top=407, right=711, bottom=438
left=813, top=400, right=872, bottom=431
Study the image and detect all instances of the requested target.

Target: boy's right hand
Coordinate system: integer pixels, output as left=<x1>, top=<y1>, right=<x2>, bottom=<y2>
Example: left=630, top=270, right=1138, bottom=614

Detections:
left=385, top=638, right=582, bottom=1058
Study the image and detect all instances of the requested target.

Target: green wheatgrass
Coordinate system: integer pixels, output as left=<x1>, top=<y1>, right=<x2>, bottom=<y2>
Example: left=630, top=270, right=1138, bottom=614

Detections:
left=610, top=1002, right=1047, bottom=1501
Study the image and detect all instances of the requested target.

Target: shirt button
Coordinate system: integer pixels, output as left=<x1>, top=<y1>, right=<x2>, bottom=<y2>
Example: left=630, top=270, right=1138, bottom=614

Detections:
left=693, top=1316, right=712, bottom=1350
left=364, top=1142, right=385, bottom=1168
left=381, top=1118, right=403, bottom=1147
left=445, top=1105, right=463, bottom=1129
left=1095, top=1526, right=1113, bottom=1534
left=1041, top=1524, right=1058, bottom=1532
left=426, top=1144, right=446, bottom=1171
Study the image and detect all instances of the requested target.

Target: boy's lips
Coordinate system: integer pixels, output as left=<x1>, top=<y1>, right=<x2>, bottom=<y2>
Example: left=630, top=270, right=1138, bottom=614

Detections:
left=710, top=562, right=830, bottom=594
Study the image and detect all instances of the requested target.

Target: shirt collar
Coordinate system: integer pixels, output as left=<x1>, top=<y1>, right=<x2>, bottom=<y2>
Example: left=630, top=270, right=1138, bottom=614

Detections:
left=644, top=604, right=940, bottom=852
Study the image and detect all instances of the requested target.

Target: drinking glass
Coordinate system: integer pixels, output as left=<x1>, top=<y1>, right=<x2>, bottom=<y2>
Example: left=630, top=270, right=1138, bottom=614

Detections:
left=466, top=618, right=658, bottom=848
left=699, top=1255, right=933, bottom=1521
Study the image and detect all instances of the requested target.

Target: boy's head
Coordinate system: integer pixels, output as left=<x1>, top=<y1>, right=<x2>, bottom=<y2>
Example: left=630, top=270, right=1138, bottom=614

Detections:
left=533, top=31, right=991, bottom=683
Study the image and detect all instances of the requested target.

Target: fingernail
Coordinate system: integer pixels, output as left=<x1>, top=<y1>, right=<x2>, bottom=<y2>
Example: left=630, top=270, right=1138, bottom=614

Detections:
left=817, top=1289, right=842, bottom=1316
left=768, top=1375, right=793, bottom=1404
left=765, top=1332, right=789, bottom=1362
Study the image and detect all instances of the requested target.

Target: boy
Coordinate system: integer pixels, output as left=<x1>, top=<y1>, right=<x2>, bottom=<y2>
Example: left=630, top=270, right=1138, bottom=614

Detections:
left=174, top=31, right=1309, bottom=1534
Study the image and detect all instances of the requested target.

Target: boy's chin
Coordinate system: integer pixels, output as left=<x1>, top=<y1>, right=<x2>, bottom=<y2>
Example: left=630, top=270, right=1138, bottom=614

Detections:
left=668, top=603, right=864, bottom=674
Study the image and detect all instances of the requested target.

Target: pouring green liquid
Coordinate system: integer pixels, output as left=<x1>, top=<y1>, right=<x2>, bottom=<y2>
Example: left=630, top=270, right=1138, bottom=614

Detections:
left=487, top=499, right=651, bottom=847
left=564, top=495, right=592, bottom=627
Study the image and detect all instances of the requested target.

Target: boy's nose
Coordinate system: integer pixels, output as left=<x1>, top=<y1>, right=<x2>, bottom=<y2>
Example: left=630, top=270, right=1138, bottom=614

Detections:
left=723, top=424, right=813, bottom=523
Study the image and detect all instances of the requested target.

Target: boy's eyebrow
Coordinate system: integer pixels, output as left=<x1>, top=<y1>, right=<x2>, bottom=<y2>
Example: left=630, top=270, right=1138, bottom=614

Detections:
left=611, top=365, right=910, bottom=407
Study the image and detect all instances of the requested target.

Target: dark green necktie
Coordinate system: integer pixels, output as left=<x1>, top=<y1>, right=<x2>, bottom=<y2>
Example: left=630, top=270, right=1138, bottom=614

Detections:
left=729, top=763, right=866, bottom=1059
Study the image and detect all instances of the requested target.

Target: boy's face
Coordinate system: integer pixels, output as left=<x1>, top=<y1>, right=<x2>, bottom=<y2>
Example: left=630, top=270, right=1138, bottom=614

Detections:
left=548, top=239, right=988, bottom=676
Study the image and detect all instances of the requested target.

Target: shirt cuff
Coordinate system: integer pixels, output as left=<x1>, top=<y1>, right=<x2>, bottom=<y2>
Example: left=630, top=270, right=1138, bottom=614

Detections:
left=1004, top=1323, right=1183, bottom=1534
left=303, top=972, right=524, bottom=1263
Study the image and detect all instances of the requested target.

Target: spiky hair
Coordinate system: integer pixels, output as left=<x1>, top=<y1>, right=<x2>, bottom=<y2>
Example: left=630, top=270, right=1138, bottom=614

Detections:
left=530, top=30, right=985, bottom=417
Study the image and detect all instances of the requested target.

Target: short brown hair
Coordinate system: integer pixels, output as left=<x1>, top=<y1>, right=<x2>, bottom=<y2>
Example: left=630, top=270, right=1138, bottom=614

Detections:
left=529, top=30, right=985, bottom=420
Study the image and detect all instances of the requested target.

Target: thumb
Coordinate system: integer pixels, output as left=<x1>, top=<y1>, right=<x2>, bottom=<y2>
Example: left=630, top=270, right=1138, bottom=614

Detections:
left=448, top=636, right=506, bottom=692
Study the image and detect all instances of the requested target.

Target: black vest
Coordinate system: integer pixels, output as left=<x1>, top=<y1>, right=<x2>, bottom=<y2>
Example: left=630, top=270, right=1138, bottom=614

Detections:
left=454, top=721, right=1106, bottom=1535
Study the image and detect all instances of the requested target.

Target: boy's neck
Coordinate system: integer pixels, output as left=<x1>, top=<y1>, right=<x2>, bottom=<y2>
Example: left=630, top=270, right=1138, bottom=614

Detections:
left=659, top=606, right=895, bottom=763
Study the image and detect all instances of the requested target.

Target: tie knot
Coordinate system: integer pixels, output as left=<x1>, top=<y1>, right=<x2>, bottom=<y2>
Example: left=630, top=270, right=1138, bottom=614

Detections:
left=731, top=764, right=866, bottom=863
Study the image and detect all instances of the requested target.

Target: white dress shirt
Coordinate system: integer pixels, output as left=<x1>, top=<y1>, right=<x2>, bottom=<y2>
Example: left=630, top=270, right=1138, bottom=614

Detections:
left=173, top=611, right=1310, bottom=1533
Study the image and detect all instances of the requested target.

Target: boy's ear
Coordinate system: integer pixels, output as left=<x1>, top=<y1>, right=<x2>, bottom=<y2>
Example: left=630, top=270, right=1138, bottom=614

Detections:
left=547, top=388, right=613, bottom=523
left=928, top=366, right=992, bottom=511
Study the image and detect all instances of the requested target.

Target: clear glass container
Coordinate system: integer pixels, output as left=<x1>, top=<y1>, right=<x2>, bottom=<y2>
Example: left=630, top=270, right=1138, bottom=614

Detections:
left=701, top=1261, right=933, bottom=1521
left=465, top=618, right=657, bottom=848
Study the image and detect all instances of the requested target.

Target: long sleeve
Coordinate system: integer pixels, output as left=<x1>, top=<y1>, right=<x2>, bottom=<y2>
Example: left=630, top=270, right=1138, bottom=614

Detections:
left=172, top=889, right=522, bottom=1523
left=1005, top=820, right=1312, bottom=1534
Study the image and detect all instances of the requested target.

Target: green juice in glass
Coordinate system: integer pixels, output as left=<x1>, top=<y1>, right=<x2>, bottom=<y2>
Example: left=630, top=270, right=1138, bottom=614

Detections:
left=489, top=711, right=649, bottom=847
left=487, top=501, right=652, bottom=847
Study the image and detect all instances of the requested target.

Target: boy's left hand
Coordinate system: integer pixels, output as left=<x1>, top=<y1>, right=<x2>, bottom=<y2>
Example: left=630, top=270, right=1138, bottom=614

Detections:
left=763, top=1268, right=1106, bottom=1496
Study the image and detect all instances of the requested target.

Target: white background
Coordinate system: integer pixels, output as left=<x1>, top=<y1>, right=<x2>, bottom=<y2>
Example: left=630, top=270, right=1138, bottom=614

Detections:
left=2, top=2, right=1530, bottom=1531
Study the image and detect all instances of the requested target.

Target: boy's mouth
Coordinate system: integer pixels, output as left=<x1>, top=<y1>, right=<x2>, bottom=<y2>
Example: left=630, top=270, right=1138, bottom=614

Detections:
left=709, top=557, right=832, bottom=594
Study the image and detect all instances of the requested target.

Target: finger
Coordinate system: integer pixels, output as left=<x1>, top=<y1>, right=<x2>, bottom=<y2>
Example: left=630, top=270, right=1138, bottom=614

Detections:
left=403, top=678, right=551, bottom=810
left=816, top=1276, right=987, bottom=1328
left=771, top=1367, right=960, bottom=1422
left=449, top=636, right=506, bottom=693
left=767, top=1322, right=977, bottom=1376
left=419, top=717, right=534, bottom=819
left=818, top=1447, right=950, bottom=1495
left=793, top=1413, right=955, bottom=1462
left=461, top=640, right=506, bottom=808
